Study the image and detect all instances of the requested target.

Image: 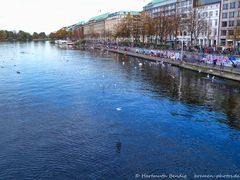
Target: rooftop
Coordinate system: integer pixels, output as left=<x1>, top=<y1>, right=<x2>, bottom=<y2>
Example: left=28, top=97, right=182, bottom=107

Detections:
left=143, top=0, right=176, bottom=10
left=88, top=13, right=110, bottom=22
left=76, top=21, right=85, bottom=26
left=146, top=0, right=168, bottom=6
left=107, top=11, right=140, bottom=18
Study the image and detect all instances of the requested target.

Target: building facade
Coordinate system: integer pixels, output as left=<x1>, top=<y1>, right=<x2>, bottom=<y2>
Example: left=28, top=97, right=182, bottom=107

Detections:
left=193, top=0, right=221, bottom=7
left=143, top=0, right=177, bottom=17
left=83, top=13, right=110, bottom=40
left=71, top=21, right=85, bottom=41
left=62, top=0, right=240, bottom=49
left=143, top=0, right=178, bottom=44
left=196, top=2, right=221, bottom=46
left=219, top=0, right=240, bottom=47
left=176, top=0, right=193, bottom=45
left=105, top=11, right=139, bottom=40
left=142, top=0, right=222, bottom=47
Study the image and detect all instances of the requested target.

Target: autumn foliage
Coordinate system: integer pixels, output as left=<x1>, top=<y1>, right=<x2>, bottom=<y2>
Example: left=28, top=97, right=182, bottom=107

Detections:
left=49, top=29, right=70, bottom=40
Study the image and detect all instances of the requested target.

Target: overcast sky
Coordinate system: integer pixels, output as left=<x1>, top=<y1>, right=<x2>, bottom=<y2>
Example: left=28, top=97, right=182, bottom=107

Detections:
left=0, top=0, right=150, bottom=34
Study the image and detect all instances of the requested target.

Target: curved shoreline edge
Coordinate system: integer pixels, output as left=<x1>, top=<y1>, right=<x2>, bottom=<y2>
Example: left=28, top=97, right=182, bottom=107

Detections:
left=100, top=48, right=240, bottom=82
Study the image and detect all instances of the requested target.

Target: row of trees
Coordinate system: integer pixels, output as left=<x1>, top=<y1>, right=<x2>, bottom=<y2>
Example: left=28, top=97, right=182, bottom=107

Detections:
left=0, top=30, right=47, bottom=42
left=49, top=7, right=240, bottom=48
left=113, top=10, right=209, bottom=47
left=115, top=12, right=179, bottom=44
left=32, top=32, right=47, bottom=40
left=114, top=9, right=240, bottom=47
left=49, top=10, right=206, bottom=47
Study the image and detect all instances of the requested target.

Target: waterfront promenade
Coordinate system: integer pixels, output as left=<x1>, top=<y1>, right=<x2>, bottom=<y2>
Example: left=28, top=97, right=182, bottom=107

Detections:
left=96, top=47, right=240, bottom=82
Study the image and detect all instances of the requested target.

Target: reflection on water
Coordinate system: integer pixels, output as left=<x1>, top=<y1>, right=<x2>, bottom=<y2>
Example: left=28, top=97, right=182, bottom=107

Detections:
left=0, top=42, right=240, bottom=179
left=104, top=52, right=240, bottom=129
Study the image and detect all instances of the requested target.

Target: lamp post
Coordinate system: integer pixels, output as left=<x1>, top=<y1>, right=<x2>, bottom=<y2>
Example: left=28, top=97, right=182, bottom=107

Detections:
left=181, top=31, right=184, bottom=62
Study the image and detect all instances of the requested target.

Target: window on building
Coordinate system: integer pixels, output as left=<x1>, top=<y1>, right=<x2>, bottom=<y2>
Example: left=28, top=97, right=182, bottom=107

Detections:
left=229, top=20, right=235, bottom=27
left=203, top=12, right=208, bottom=17
left=223, top=3, right=228, bottom=10
left=238, top=11, right=240, bottom=17
left=209, top=20, right=212, bottom=26
left=210, top=11, right=213, bottom=17
left=222, top=12, right=228, bottom=18
left=182, top=13, right=187, bottom=18
left=215, top=10, right=218, bottom=16
left=222, top=21, right=228, bottom=27
left=215, top=20, right=218, bottom=26
left=221, top=39, right=226, bottom=46
left=198, top=13, right=201, bottom=18
left=221, top=30, right=227, bottom=36
left=237, top=20, right=240, bottom=26
left=228, top=30, right=234, bottom=36
left=229, top=11, right=235, bottom=18
left=230, top=2, right=236, bottom=9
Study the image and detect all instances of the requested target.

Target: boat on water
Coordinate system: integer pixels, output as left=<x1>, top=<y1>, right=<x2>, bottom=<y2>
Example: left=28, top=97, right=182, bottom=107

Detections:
left=67, top=42, right=74, bottom=46
left=55, top=40, right=67, bottom=45
left=55, top=40, right=74, bottom=46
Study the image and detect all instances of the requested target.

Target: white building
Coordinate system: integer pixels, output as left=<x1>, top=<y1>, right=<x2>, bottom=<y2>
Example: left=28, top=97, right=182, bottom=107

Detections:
left=105, top=11, right=139, bottom=40
left=196, top=2, right=221, bottom=46
left=176, top=0, right=193, bottom=45
left=219, top=0, right=240, bottom=47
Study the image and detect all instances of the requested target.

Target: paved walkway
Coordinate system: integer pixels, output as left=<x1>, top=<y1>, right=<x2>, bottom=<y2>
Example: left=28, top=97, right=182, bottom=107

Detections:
left=103, top=48, right=240, bottom=82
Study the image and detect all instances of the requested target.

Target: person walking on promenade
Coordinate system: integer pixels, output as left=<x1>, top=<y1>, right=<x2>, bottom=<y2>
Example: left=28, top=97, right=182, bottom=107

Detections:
left=220, top=56, right=225, bottom=70
left=213, top=58, right=217, bottom=67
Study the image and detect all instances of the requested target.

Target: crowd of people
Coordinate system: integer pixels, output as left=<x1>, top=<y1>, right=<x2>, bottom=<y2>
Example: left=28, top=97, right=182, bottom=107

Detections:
left=91, top=41, right=240, bottom=69
left=117, top=46, right=240, bottom=69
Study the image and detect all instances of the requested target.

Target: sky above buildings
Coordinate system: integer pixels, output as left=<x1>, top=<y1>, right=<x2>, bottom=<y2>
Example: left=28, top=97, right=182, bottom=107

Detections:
left=0, top=0, right=149, bottom=34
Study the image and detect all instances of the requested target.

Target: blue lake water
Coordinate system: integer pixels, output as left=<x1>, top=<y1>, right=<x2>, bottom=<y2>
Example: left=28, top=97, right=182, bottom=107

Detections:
left=0, top=42, right=240, bottom=179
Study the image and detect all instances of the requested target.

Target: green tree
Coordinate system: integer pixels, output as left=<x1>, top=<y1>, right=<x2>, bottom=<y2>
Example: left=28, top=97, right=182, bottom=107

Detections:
left=49, top=29, right=69, bottom=40
left=0, top=30, right=8, bottom=41
left=32, top=32, right=39, bottom=39
left=39, top=32, right=47, bottom=39
left=7, top=31, right=17, bottom=41
left=17, top=30, right=32, bottom=41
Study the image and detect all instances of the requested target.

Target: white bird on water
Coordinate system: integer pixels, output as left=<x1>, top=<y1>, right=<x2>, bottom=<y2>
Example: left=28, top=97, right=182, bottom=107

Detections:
left=116, top=107, right=122, bottom=111
left=212, top=76, right=215, bottom=80
left=139, top=63, right=143, bottom=67
left=207, top=74, right=210, bottom=78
